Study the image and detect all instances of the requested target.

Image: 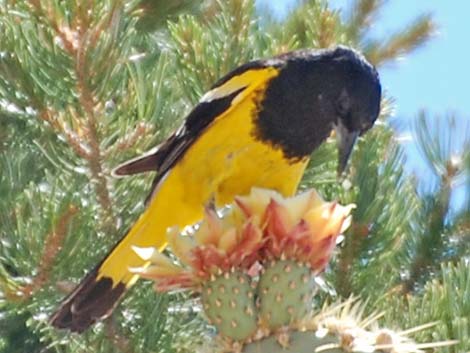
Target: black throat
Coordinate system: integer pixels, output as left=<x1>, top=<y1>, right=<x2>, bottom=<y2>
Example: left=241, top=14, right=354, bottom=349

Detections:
left=253, top=57, right=337, bottom=161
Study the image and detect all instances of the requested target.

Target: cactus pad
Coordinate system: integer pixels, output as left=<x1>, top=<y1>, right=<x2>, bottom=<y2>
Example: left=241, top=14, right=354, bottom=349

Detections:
left=258, top=260, right=316, bottom=330
left=201, top=271, right=257, bottom=341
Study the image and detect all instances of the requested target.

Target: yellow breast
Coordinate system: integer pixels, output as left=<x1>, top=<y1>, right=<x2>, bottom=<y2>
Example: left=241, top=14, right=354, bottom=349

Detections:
left=159, top=73, right=309, bottom=211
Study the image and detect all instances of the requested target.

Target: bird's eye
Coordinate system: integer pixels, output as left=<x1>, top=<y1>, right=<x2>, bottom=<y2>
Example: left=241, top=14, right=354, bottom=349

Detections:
left=336, top=90, right=350, bottom=117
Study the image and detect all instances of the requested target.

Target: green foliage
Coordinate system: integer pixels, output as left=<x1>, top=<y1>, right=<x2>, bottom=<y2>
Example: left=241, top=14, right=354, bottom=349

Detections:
left=333, top=125, right=421, bottom=298
left=401, top=113, right=470, bottom=292
left=168, top=0, right=272, bottom=104
left=269, top=0, right=347, bottom=51
left=1, top=0, right=468, bottom=352
left=0, top=0, right=199, bottom=351
left=384, top=260, right=470, bottom=353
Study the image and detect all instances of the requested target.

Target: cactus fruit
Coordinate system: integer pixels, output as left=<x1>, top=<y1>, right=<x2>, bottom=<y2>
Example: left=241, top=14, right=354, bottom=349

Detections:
left=201, top=271, right=257, bottom=341
left=258, top=260, right=316, bottom=330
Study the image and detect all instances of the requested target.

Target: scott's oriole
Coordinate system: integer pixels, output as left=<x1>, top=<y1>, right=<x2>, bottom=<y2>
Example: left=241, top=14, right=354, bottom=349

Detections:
left=50, top=46, right=381, bottom=332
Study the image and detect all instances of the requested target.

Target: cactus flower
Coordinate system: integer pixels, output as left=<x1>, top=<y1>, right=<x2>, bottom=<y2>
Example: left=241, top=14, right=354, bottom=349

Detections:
left=131, top=187, right=353, bottom=292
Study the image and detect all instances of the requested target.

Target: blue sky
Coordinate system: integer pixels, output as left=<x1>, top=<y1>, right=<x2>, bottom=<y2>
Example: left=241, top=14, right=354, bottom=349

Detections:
left=258, top=0, right=470, bottom=211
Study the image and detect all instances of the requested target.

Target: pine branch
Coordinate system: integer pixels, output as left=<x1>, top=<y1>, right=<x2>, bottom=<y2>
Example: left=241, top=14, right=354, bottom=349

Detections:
left=346, top=0, right=383, bottom=41
left=384, top=260, right=470, bottom=353
left=105, top=121, right=155, bottom=155
left=18, top=205, right=78, bottom=300
left=280, top=1, right=345, bottom=50
left=25, top=0, right=119, bottom=231
left=401, top=113, right=470, bottom=293
left=401, top=178, right=451, bottom=294
left=169, top=0, right=264, bottom=104
left=365, top=14, right=436, bottom=66
left=327, top=121, right=420, bottom=300
left=315, top=6, right=339, bottom=48
left=135, top=0, right=203, bottom=32
left=66, top=6, right=116, bottom=231
left=38, top=109, right=91, bottom=160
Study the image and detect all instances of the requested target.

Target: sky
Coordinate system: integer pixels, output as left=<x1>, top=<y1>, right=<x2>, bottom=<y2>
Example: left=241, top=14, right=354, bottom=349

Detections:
left=257, top=0, right=470, bottom=211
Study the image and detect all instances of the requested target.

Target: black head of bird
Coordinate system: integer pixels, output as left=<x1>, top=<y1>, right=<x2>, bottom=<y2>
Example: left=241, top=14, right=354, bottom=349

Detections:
left=326, top=47, right=382, bottom=174
left=256, top=46, right=381, bottom=174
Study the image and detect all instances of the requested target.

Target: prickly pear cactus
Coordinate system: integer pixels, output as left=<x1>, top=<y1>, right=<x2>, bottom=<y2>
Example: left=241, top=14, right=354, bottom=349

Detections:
left=133, top=188, right=444, bottom=353
left=201, top=272, right=257, bottom=341
left=258, top=260, right=316, bottom=330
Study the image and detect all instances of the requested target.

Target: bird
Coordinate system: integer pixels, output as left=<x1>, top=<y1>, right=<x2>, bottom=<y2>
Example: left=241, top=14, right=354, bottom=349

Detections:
left=50, top=46, right=381, bottom=332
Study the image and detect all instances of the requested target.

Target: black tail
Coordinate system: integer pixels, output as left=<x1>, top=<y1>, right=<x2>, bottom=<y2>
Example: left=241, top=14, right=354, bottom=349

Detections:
left=49, top=266, right=126, bottom=333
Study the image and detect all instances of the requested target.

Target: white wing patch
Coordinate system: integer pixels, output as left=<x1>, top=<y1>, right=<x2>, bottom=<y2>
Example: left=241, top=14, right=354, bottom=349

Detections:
left=200, top=80, right=248, bottom=103
left=199, top=67, right=279, bottom=103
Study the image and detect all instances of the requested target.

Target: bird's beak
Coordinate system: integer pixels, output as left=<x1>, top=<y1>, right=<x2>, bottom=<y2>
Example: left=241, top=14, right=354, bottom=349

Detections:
left=335, top=122, right=359, bottom=176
